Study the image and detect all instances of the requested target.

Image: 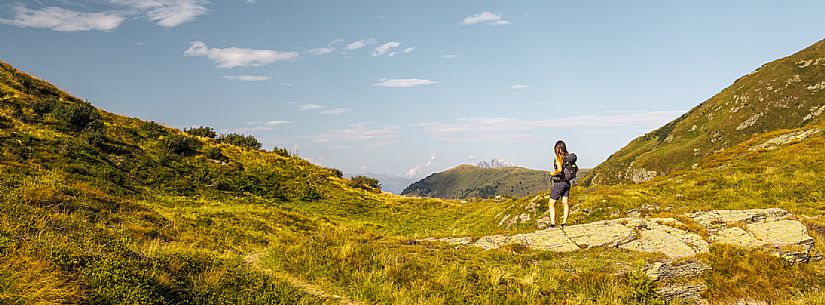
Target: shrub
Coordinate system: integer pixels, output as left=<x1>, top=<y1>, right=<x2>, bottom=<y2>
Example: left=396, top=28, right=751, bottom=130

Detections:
left=328, top=167, right=344, bottom=178
left=204, top=146, right=227, bottom=162
left=185, top=126, right=217, bottom=139
left=218, top=133, right=261, bottom=150
left=160, top=134, right=201, bottom=156
left=272, top=146, right=291, bottom=157
left=139, top=121, right=167, bottom=139
left=350, top=175, right=381, bottom=192
left=52, top=101, right=102, bottom=132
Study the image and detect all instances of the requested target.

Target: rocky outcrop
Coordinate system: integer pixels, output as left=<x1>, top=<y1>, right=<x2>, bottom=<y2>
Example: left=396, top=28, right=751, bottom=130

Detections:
left=425, top=208, right=819, bottom=305
left=748, top=128, right=821, bottom=151
left=442, top=209, right=819, bottom=263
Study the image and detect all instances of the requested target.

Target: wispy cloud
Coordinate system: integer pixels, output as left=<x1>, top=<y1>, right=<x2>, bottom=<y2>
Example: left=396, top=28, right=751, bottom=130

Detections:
left=320, top=108, right=349, bottom=115
left=346, top=38, right=375, bottom=50
left=184, top=41, right=298, bottom=68
left=461, top=11, right=510, bottom=26
left=372, top=41, right=400, bottom=56
left=229, top=120, right=291, bottom=132
left=298, top=103, right=323, bottom=111
left=290, top=102, right=349, bottom=115
left=311, top=123, right=398, bottom=143
left=264, top=120, right=290, bottom=126
left=415, top=111, right=683, bottom=141
left=405, top=152, right=439, bottom=177
left=402, top=47, right=416, bottom=54
left=441, top=54, right=459, bottom=59
left=0, top=5, right=125, bottom=32
left=110, top=0, right=209, bottom=28
left=309, top=47, right=333, bottom=55
left=223, top=75, right=271, bottom=81
left=510, top=84, right=528, bottom=89
left=308, top=39, right=343, bottom=55
left=373, top=78, right=438, bottom=88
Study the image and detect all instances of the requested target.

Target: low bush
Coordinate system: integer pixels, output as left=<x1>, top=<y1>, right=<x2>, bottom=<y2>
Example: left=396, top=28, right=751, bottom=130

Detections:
left=350, top=175, right=381, bottom=192
left=219, top=133, right=261, bottom=150
left=185, top=126, right=217, bottom=139
left=160, top=134, right=201, bottom=156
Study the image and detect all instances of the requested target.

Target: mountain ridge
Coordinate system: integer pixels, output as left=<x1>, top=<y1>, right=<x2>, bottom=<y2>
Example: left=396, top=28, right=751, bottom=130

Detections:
left=584, top=38, right=825, bottom=185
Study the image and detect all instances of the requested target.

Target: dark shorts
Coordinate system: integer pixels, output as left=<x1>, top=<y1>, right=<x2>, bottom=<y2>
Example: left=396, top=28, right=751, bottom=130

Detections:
left=550, top=181, right=571, bottom=200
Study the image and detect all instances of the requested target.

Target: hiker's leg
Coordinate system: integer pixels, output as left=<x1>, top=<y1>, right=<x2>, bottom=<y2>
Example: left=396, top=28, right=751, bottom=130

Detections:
left=549, top=198, right=557, bottom=225
left=561, top=196, right=569, bottom=225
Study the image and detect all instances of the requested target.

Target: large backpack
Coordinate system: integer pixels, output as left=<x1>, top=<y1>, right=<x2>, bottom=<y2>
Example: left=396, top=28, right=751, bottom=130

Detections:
left=561, top=153, right=578, bottom=181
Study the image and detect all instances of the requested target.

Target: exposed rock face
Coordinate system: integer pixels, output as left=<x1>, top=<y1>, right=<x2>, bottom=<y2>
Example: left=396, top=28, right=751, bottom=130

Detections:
left=449, top=209, right=818, bottom=263
left=749, top=128, right=821, bottom=151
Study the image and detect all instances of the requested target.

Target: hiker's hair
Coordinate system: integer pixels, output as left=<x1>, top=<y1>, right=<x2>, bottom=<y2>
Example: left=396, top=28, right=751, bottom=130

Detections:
left=554, top=140, right=568, bottom=157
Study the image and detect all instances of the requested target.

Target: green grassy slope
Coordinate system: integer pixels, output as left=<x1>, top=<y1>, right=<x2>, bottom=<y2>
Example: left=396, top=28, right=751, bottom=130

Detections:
left=585, top=38, right=825, bottom=186
left=401, top=164, right=554, bottom=199
left=3, top=58, right=825, bottom=304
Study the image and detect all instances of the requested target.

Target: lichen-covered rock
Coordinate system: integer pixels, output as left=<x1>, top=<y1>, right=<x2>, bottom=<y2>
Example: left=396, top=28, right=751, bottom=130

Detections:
left=645, top=260, right=710, bottom=282
left=564, top=220, right=636, bottom=248
left=747, top=219, right=816, bottom=263
left=749, top=128, right=821, bottom=151
left=466, top=209, right=815, bottom=263
left=709, top=227, right=764, bottom=248
left=689, top=208, right=790, bottom=228
left=507, top=230, right=580, bottom=252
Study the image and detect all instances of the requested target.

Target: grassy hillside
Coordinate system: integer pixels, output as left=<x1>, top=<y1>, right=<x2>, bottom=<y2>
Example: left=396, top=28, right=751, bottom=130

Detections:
left=401, top=165, right=554, bottom=199
left=3, top=58, right=825, bottom=305
left=585, top=38, right=825, bottom=186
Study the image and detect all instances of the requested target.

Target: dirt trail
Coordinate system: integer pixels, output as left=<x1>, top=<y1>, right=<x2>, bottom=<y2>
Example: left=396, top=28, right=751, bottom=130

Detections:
left=245, top=253, right=364, bottom=305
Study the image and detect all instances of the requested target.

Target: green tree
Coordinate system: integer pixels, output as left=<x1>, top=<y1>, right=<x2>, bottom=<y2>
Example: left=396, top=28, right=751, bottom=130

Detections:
left=185, top=126, right=217, bottom=139
left=219, top=133, right=262, bottom=150
left=350, top=175, right=381, bottom=192
left=161, top=134, right=201, bottom=156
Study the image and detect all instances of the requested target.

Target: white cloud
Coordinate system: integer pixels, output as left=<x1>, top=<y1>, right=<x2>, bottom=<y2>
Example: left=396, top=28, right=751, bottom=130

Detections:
left=309, top=47, right=333, bottom=55
left=402, top=47, right=416, bottom=54
left=441, top=54, right=459, bottom=59
left=461, top=11, right=510, bottom=26
left=110, top=0, right=209, bottom=28
left=372, top=41, right=400, bottom=56
left=264, top=120, right=290, bottom=126
left=222, top=75, right=271, bottom=81
left=298, top=103, right=323, bottom=111
left=405, top=153, right=439, bottom=177
left=346, top=39, right=375, bottom=50
left=0, top=5, right=125, bottom=32
left=308, top=39, right=343, bottom=55
left=373, top=78, right=438, bottom=88
left=184, top=41, right=298, bottom=68
left=311, top=123, right=398, bottom=143
left=320, top=108, right=349, bottom=115
left=510, top=84, right=528, bottom=89
left=415, top=111, right=684, bottom=142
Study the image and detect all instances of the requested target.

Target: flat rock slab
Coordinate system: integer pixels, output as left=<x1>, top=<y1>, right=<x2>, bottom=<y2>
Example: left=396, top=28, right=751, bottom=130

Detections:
left=620, top=228, right=705, bottom=258
left=710, top=227, right=764, bottom=248
left=689, top=208, right=790, bottom=227
left=473, top=230, right=580, bottom=252
left=564, top=220, right=636, bottom=248
left=747, top=220, right=814, bottom=248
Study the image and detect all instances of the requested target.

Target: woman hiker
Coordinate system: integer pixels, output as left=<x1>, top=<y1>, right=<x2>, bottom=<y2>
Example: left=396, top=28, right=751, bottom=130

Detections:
left=548, top=140, right=573, bottom=229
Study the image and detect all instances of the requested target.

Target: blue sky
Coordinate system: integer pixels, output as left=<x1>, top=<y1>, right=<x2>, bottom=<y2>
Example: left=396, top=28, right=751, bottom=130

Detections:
left=3, top=1, right=825, bottom=179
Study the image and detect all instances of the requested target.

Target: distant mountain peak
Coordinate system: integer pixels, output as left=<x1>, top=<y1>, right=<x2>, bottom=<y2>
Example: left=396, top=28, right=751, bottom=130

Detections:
left=476, top=158, right=515, bottom=168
